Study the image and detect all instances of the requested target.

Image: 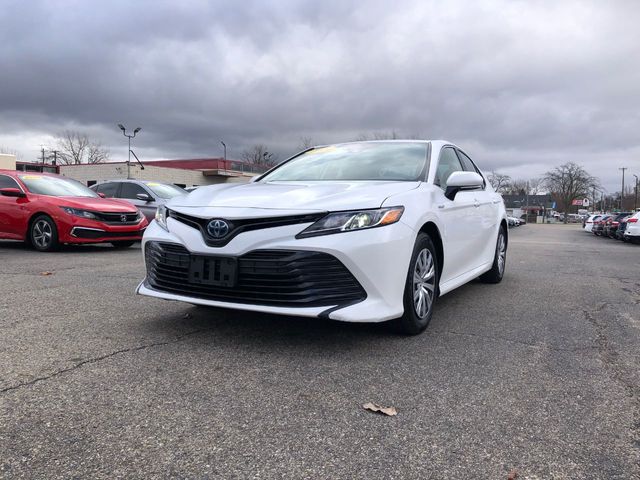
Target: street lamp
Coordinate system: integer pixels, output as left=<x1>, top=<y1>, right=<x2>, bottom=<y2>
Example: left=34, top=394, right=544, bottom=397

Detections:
left=118, top=124, right=141, bottom=179
left=634, top=174, right=638, bottom=211
left=220, top=141, right=226, bottom=161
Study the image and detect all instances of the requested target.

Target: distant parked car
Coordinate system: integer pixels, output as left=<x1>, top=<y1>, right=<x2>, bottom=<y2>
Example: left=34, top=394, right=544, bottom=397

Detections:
left=91, top=180, right=187, bottom=221
left=583, top=214, right=600, bottom=233
left=623, top=212, right=640, bottom=243
left=604, top=213, right=632, bottom=239
left=616, top=215, right=632, bottom=241
left=0, top=170, right=148, bottom=251
left=592, top=215, right=611, bottom=236
left=507, top=216, right=520, bottom=227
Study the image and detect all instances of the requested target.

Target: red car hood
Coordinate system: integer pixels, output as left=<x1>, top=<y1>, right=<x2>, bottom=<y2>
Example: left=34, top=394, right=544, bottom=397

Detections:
left=49, top=196, right=139, bottom=213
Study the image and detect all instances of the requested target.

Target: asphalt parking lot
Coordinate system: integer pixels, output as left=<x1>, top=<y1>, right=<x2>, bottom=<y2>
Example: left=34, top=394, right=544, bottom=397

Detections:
left=1, top=225, right=639, bottom=479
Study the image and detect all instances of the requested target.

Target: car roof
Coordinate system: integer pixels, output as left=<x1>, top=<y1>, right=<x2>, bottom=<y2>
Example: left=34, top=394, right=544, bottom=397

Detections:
left=0, top=169, right=61, bottom=178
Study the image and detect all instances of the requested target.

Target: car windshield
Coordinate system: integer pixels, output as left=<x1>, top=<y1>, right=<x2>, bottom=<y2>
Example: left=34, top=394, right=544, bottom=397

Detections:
left=260, top=142, right=428, bottom=182
left=19, top=175, right=98, bottom=197
left=143, top=182, right=187, bottom=199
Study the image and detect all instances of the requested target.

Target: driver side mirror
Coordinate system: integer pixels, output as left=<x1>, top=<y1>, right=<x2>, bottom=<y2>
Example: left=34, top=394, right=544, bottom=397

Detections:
left=136, top=193, right=153, bottom=202
left=97, top=192, right=106, bottom=198
left=444, top=171, right=484, bottom=201
left=0, top=187, right=26, bottom=198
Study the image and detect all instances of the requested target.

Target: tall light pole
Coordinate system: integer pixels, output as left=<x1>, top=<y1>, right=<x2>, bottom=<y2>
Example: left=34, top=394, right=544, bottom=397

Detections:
left=220, top=141, right=226, bottom=161
left=118, top=124, right=141, bottom=179
left=634, top=174, right=638, bottom=211
left=619, top=167, right=627, bottom=210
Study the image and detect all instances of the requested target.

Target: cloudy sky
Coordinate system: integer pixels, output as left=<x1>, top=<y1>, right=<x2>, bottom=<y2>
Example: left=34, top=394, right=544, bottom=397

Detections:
left=1, top=0, right=639, bottom=192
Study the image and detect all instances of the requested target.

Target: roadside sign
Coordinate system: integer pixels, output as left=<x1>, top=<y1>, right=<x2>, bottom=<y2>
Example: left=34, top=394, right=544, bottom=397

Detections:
left=583, top=198, right=590, bottom=207
left=571, top=199, right=583, bottom=206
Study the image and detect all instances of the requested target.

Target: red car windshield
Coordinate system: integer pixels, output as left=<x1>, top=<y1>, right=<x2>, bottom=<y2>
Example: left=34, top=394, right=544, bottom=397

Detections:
left=19, top=175, right=98, bottom=197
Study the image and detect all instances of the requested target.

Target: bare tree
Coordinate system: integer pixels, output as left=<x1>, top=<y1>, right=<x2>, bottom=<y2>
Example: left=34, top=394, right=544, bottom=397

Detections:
left=0, top=146, right=23, bottom=160
left=54, top=131, right=109, bottom=165
left=527, top=177, right=544, bottom=195
left=487, top=171, right=512, bottom=193
left=241, top=144, right=278, bottom=167
left=543, top=162, right=599, bottom=223
left=297, top=136, right=315, bottom=151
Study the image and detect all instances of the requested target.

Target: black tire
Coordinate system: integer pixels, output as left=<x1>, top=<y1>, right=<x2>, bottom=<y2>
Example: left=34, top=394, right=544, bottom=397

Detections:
left=111, top=241, right=135, bottom=249
left=479, top=226, right=507, bottom=284
left=392, top=233, right=439, bottom=335
left=29, top=214, right=59, bottom=252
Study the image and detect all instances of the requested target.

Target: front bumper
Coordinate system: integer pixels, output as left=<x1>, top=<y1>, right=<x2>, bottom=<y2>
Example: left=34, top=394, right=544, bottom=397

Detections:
left=57, top=215, right=148, bottom=244
left=137, top=215, right=417, bottom=322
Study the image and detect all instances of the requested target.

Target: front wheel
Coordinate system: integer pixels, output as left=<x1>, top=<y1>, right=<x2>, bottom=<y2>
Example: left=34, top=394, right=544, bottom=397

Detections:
left=29, top=215, right=59, bottom=252
left=392, top=233, right=439, bottom=335
left=479, top=226, right=507, bottom=284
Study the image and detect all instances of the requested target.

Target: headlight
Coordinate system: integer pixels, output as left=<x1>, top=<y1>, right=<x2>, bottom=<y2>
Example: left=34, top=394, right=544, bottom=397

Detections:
left=60, top=207, right=98, bottom=219
left=297, top=207, right=404, bottom=238
left=155, top=205, right=168, bottom=231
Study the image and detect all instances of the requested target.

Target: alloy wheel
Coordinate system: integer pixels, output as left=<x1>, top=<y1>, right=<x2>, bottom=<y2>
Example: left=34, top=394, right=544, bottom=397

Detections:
left=497, top=232, right=506, bottom=276
left=33, top=220, right=52, bottom=249
left=413, top=248, right=436, bottom=319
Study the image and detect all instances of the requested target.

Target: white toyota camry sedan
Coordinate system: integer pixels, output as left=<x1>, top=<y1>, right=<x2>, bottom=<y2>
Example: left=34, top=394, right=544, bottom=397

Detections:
left=138, top=141, right=508, bottom=334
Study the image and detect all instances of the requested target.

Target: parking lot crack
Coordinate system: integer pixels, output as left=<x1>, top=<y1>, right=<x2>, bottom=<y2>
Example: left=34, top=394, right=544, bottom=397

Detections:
left=0, top=328, right=211, bottom=395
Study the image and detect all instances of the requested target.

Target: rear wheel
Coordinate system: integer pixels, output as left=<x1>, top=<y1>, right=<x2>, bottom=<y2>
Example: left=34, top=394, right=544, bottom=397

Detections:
left=479, top=226, right=507, bottom=284
left=392, top=233, right=438, bottom=335
left=111, top=241, right=135, bottom=249
left=30, top=215, right=59, bottom=252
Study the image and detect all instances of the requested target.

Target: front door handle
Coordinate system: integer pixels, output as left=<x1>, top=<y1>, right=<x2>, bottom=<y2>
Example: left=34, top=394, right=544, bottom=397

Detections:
left=474, top=201, right=480, bottom=208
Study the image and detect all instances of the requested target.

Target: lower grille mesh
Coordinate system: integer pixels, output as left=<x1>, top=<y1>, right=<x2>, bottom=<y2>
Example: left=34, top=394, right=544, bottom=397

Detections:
left=144, top=241, right=366, bottom=307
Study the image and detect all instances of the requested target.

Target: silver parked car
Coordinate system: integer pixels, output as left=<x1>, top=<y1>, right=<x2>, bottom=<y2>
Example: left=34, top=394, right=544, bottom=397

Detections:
left=90, top=180, right=187, bottom=221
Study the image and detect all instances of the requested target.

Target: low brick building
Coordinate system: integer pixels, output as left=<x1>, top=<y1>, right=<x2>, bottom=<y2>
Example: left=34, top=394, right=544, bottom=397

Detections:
left=59, top=158, right=266, bottom=188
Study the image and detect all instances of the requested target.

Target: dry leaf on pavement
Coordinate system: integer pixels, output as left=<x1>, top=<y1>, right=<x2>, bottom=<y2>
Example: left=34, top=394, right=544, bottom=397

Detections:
left=362, top=402, right=397, bottom=416
left=40, top=271, right=54, bottom=276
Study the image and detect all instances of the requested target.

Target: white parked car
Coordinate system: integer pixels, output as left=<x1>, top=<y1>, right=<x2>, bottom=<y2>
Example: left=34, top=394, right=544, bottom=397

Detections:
left=138, top=141, right=508, bottom=334
left=584, top=214, right=601, bottom=233
left=623, top=211, right=640, bottom=243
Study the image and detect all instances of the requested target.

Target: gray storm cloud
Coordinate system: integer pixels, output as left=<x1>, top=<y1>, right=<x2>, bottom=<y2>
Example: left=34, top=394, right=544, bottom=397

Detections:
left=1, top=0, right=639, bottom=191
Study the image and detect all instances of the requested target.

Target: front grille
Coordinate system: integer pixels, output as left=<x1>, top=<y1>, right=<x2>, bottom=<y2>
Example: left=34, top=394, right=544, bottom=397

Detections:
left=93, top=211, right=140, bottom=225
left=144, top=241, right=366, bottom=307
left=167, top=210, right=326, bottom=247
left=73, top=228, right=145, bottom=239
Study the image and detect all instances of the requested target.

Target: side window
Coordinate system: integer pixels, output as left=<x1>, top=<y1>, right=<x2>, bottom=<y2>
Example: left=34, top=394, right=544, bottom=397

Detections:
left=456, top=150, right=486, bottom=188
left=0, top=175, right=21, bottom=189
left=119, top=182, right=148, bottom=199
left=434, top=147, right=464, bottom=188
left=96, top=182, right=119, bottom=198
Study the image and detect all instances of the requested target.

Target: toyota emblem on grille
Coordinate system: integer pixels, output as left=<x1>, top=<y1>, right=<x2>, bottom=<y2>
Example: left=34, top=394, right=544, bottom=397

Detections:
left=121, top=214, right=127, bottom=222
left=207, top=219, right=230, bottom=238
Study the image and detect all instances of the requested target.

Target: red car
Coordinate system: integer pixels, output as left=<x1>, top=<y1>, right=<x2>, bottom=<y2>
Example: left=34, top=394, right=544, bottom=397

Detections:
left=0, top=170, right=148, bottom=251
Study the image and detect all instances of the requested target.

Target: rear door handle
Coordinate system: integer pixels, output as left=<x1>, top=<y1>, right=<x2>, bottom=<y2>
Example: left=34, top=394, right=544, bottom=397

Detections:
left=474, top=201, right=480, bottom=208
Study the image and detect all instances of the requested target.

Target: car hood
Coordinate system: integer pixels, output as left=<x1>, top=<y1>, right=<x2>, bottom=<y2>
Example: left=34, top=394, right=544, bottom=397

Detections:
left=169, top=181, right=421, bottom=212
left=52, top=196, right=139, bottom=212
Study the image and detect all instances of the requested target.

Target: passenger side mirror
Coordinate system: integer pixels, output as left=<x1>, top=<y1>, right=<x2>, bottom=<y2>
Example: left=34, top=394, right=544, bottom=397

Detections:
left=0, top=187, right=26, bottom=198
left=136, top=193, right=153, bottom=202
left=444, top=171, right=484, bottom=201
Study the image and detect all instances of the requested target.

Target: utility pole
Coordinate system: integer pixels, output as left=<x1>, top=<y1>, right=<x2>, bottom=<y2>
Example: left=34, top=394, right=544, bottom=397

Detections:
left=634, top=174, right=638, bottom=211
left=41, top=147, right=46, bottom=166
left=619, top=167, right=627, bottom=210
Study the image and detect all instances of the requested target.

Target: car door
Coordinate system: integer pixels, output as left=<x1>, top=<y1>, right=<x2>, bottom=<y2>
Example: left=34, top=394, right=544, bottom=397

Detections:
left=456, top=149, right=498, bottom=266
left=0, top=174, right=28, bottom=239
left=433, top=146, right=483, bottom=282
left=118, top=182, right=157, bottom=221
